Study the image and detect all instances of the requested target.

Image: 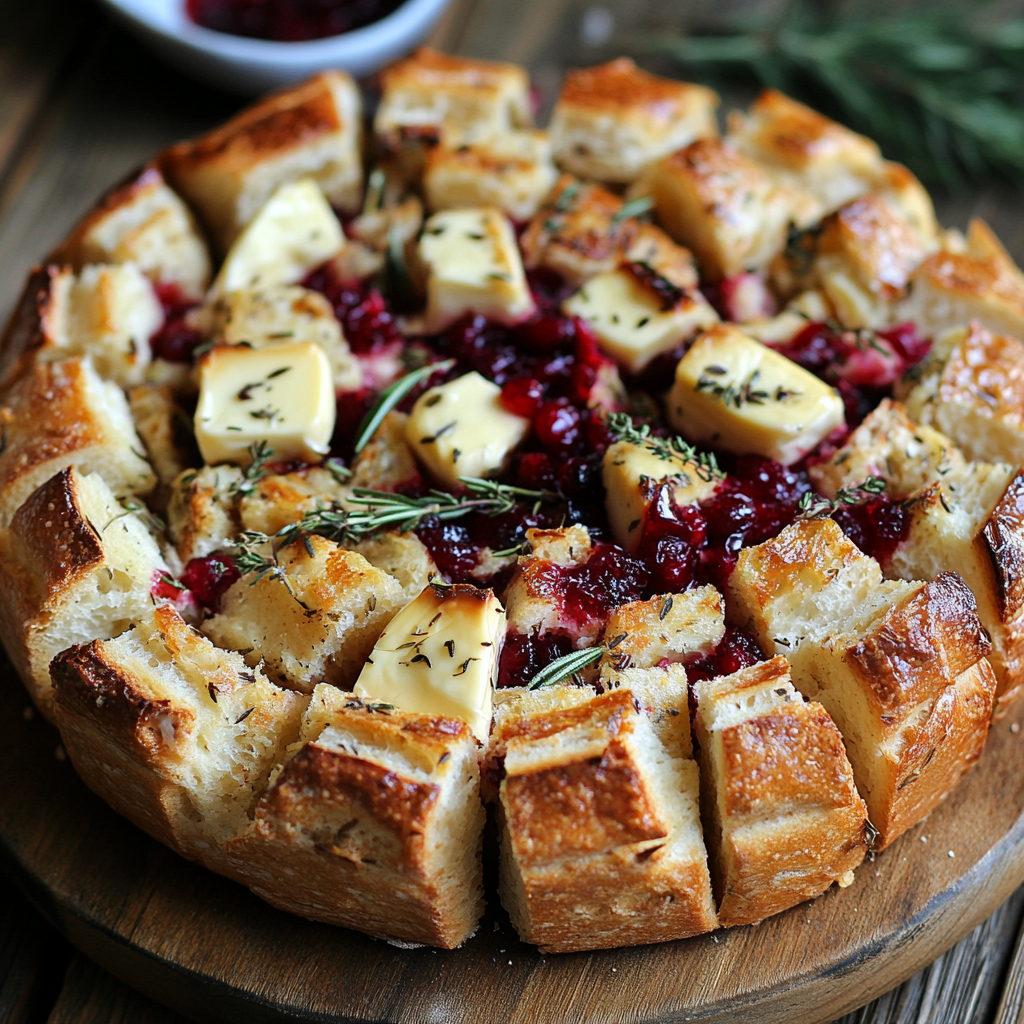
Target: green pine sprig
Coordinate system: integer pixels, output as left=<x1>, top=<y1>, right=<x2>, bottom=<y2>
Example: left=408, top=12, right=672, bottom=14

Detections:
left=641, top=1, right=1024, bottom=187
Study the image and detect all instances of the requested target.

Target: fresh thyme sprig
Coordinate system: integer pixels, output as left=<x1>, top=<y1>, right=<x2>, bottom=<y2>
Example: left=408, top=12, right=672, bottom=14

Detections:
left=797, top=476, right=887, bottom=519
left=230, top=441, right=275, bottom=499
left=641, top=1, right=1024, bottom=187
left=234, top=477, right=558, bottom=570
left=353, top=359, right=455, bottom=455
left=611, top=195, right=655, bottom=224
left=605, top=412, right=722, bottom=482
left=529, top=646, right=607, bottom=690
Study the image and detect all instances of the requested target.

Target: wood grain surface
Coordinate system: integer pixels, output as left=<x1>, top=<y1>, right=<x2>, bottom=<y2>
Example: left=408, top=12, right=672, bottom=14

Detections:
left=5, top=2, right=1024, bottom=1023
left=4, top=652, right=1024, bottom=1024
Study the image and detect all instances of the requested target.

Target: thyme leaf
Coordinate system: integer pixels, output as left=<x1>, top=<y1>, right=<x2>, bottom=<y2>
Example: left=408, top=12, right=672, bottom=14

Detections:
left=797, top=476, right=888, bottom=519
left=605, top=412, right=722, bottom=482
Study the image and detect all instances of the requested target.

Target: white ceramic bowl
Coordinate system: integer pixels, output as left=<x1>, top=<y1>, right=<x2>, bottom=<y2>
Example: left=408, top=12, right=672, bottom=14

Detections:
left=98, top=0, right=453, bottom=93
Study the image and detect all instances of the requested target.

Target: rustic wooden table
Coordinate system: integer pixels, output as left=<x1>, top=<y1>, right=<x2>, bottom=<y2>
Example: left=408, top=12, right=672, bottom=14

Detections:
left=4, top=0, right=1024, bottom=1021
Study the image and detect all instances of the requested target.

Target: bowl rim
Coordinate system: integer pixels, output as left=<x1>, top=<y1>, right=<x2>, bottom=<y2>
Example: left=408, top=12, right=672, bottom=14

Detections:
left=98, top=0, right=449, bottom=64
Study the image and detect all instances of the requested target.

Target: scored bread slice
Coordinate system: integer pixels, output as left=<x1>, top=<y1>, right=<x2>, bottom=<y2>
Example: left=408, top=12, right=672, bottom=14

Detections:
left=203, top=535, right=405, bottom=693
left=0, top=467, right=168, bottom=721
left=0, top=355, right=155, bottom=527
left=49, top=604, right=307, bottom=872
left=810, top=399, right=1024, bottom=710
left=693, top=656, right=868, bottom=927
left=227, top=684, right=485, bottom=949
left=729, top=519, right=997, bottom=848
left=488, top=685, right=717, bottom=953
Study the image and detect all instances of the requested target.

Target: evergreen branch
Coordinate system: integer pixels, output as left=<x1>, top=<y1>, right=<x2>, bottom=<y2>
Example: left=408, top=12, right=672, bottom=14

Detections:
left=797, top=476, right=887, bottom=519
left=353, top=359, right=455, bottom=455
left=605, top=412, right=722, bottom=482
left=529, top=646, right=607, bottom=690
left=640, top=2, right=1024, bottom=186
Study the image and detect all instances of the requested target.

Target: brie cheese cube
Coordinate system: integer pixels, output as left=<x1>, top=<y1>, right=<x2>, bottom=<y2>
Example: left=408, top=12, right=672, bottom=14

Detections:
left=602, top=440, right=718, bottom=551
left=407, top=371, right=530, bottom=488
left=211, top=178, right=344, bottom=298
left=354, top=582, right=506, bottom=741
left=668, top=325, right=845, bottom=465
left=419, top=207, right=535, bottom=332
left=563, top=267, right=719, bottom=373
left=194, top=341, right=335, bottom=467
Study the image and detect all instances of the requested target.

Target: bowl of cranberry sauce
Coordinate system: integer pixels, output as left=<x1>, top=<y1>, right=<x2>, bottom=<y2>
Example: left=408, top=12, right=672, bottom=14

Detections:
left=96, top=0, right=453, bottom=91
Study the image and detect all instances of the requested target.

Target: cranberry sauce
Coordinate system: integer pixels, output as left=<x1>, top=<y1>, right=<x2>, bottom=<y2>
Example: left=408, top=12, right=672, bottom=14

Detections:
left=684, top=627, right=764, bottom=685
left=498, top=630, right=576, bottom=689
left=831, top=494, right=911, bottom=566
left=186, top=0, right=404, bottom=41
left=150, top=285, right=203, bottom=364
left=181, top=555, right=241, bottom=608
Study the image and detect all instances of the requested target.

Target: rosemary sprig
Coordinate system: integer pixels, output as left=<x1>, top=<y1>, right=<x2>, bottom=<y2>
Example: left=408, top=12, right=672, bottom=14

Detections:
left=797, top=476, right=887, bottom=519
left=611, top=195, right=655, bottom=224
left=529, top=646, right=607, bottom=690
left=353, top=359, right=455, bottom=455
left=605, top=412, right=722, bottom=482
left=236, top=477, right=558, bottom=564
left=642, top=1, right=1024, bottom=187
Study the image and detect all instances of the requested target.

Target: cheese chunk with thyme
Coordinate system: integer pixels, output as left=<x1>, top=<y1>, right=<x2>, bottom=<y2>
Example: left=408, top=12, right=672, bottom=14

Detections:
left=211, top=178, right=344, bottom=298
left=354, top=582, right=506, bottom=741
left=194, top=342, right=335, bottom=467
left=668, top=325, right=845, bottom=465
left=419, top=207, right=535, bottom=332
left=563, top=267, right=718, bottom=373
left=407, top=371, right=529, bottom=488
left=602, top=440, right=718, bottom=551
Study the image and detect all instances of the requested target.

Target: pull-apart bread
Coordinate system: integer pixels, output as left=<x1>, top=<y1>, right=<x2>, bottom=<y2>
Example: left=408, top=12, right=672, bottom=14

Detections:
left=2, top=52, right=1023, bottom=955
left=729, top=520, right=997, bottom=848
left=693, top=657, right=868, bottom=927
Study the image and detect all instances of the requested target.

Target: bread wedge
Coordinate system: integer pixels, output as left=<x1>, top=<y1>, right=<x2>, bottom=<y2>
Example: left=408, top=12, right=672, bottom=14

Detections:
left=228, top=684, right=485, bottom=948
left=489, top=685, right=716, bottom=952
left=50, top=604, right=307, bottom=872
left=729, top=519, right=997, bottom=848
left=693, top=656, right=868, bottom=926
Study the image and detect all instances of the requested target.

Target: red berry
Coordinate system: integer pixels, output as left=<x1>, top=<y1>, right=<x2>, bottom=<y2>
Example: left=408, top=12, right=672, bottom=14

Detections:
left=181, top=555, right=240, bottom=608
left=535, top=400, right=581, bottom=452
left=501, top=377, right=545, bottom=418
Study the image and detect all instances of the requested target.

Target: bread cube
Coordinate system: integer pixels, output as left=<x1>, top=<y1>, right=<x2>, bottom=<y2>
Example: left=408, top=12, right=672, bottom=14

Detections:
left=210, top=178, right=345, bottom=298
left=406, top=371, right=530, bottom=488
left=50, top=604, right=307, bottom=871
left=623, top=222, right=702, bottom=291
left=898, top=220, right=1024, bottom=340
left=162, top=71, right=362, bottom=253
left=0, top=468, right=167, bottom=720
left=206, top=285, right=361, bottom=391
left=809, top=194, right=925, bottom=329
left=128, top=385, right=195, bottom=490
left=167, top=464, right=243, bottom=563
left=203, top=535, right=404, bottom=693
left=649, top=138, right=818, bottom=281
left=352, top=530, right=438, bottom=601
left=549, top=58, right=718, bottom=185
left=727, top=89, right=882, bottom=216
left=50, top=165, right=211, bottom=300
left=227, top=684, right=485, bottom=948
left=602, top=439, right=718, bottom=551
left=194, top=342, right=335, bottom=467
left=729, top=519, right=997, bottom=847
left=693, top=657, right=868, bottom=926
left=424, top=130, right=558, bottom=221
left=417, top=208, right=535, bottom=332
left=601, top=587, right=725, bottom=673
left=375, top=48, right=532, bottom=161
left=520, top=175, right=637, bottom=287
left=489, top=685, right=717, bottom=952
left=349, top=410, right=422, bottom=492
left=0, top=356, right=155, bottom=526
left=354, top=581, right=506, bottom=741
left=563, top=264, right=719, bottom=373
left=901, top=323, right=1024, bottom=465
left=236, top=465, right=349, bottom=536
left=874, top=161, right=940, bottom=252
left=667, top=324, right=845, bottom=465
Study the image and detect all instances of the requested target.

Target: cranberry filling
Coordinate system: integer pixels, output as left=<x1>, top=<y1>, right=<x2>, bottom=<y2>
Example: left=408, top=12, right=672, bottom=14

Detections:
left=498, top=630, right=576, bottom=689
left=684, top=627, right=764, bottom=685
left=831, top=494, right=911, bottom=566
left=186, top=0, right=404, bottom=41
left=304, top=271, right=403, bottom=353
left=181, top=555, right=241, bottom=608
left=150, top=285, right=203, bottom=363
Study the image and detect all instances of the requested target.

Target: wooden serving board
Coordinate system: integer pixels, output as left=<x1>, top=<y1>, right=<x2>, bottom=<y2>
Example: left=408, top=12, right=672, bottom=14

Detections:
left=2, top=660, right=1024, bottom=1024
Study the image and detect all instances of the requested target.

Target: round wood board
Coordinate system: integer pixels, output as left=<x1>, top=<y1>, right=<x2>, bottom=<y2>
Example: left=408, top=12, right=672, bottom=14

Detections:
left=3, top=661, right=1024, bottom=1024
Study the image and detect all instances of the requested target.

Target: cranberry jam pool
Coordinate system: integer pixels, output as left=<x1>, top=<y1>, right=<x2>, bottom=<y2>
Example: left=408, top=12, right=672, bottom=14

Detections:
left=186, top=0, right=406, bottom=40
left=153, top=233, right=930, bottom=691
